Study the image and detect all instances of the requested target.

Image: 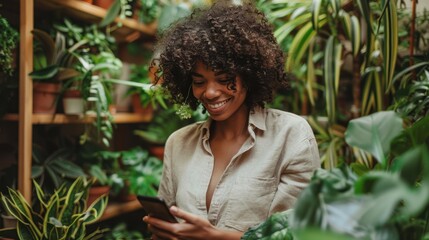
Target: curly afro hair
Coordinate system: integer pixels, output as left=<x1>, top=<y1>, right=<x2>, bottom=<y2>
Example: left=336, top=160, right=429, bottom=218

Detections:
left=153, top=0, right=288, bottom=111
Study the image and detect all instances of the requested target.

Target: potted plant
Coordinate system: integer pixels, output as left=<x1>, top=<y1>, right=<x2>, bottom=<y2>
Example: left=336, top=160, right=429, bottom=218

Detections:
left=0, top=14, right=19, bottom=77
left=0, top=161, right=18, bottom=229
left=30, top=29, right=84, bottom=114
left=76, top=140, right=119, bottom=205
left=0, top=14, right=19, bottom=118
left=126, top=63, right=167, bottom=115
left=109, top=147, right=163, bottom=201
left=31, top=143, right=86, bottom=194
left=0, top=177, right=108, bottom=239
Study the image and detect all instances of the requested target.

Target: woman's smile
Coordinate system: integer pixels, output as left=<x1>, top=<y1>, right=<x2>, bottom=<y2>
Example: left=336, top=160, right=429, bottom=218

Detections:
left=191, top=61, right=247, bottom=121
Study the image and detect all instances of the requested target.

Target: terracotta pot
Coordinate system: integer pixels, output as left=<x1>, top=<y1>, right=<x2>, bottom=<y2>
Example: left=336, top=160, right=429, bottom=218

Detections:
left=33, top=82, right=61, bottom=114
left=63, top=89, right=84, bottom=115
left=117, top=188, right=137, bottom=202
left=1, top=213, right=17, bottom=229
left=131, top=94, right=154, bottom=118
left=149, top=145, right=165, bottom=160
left=93, top=0, right=115, bottom=9
left=87, top=185, right=110, bottom=206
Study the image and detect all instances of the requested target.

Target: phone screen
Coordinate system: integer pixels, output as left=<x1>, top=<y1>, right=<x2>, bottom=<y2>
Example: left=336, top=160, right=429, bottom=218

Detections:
left=137, top=195, right=178, bottom=223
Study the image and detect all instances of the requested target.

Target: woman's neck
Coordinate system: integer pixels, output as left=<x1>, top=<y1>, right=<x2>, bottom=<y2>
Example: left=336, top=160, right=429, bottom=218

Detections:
left=210, top=105, right=250, bottom=140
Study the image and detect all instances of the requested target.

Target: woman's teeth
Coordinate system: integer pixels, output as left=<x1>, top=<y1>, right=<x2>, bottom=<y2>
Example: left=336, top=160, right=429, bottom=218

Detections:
left=208, top=99, right=229, bottom=109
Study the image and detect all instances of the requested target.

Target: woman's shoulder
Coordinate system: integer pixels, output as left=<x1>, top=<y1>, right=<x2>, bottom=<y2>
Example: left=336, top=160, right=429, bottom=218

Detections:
left=166, top=121, right=205, bottom=144
left=263, top=108, right=314, bottom=136
left=265, top=108, right=308, bottom=125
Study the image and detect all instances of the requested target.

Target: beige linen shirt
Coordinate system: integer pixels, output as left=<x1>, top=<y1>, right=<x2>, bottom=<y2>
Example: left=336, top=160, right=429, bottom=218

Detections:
left=157, top=107, right=320, bottom=232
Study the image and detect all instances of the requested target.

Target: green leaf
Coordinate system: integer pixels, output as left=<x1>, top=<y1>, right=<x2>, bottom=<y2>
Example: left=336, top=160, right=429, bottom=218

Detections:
left=286, top=21, right=318, bottom=71
left=345, top=111, right=403, bottom=164
left=294, top=228, right=356, bottom=240
left=382, top=0, right=398, bottom=91
left=311, top=0, right=322, bottom=31
left=324, top=36, right=342, bottom=123
left=50, top=159, right=86, bottom=178
left=242, top=210, right=294, bottom=240
left=99, top=0, right=121, bottom=27
left=29, top=65, right=59, bottom=80
left=17, top=221, right=38, bottom=240
left=32, top=29, right=56, bottom=65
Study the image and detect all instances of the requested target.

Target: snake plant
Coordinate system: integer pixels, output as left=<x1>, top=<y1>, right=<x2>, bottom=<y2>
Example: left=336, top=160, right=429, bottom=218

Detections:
left=0, top=177, right=109, bottom=240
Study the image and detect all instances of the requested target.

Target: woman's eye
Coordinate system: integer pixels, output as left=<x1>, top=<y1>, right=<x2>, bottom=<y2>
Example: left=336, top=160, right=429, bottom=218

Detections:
left=192, top=80, right=204, bottom=86
left=218, top=78, right=234, bottom=84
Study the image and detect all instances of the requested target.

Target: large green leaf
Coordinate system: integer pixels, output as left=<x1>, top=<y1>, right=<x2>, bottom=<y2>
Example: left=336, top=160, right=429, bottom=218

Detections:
left=345, top=111, right=403, bottom=164
left=242, top=210, right=294, bottom=240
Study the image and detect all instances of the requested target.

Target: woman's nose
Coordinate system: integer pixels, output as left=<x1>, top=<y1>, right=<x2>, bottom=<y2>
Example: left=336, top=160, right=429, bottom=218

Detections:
left=203, top=82, right=221, bottom=99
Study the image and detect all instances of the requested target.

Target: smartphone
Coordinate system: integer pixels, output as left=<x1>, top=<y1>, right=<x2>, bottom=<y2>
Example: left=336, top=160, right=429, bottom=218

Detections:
left=137, top=195, right=178, bottom=223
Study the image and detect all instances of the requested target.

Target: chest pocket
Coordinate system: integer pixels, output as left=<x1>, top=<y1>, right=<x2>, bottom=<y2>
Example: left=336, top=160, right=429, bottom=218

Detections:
left=223, top=177, right=277, bottom=232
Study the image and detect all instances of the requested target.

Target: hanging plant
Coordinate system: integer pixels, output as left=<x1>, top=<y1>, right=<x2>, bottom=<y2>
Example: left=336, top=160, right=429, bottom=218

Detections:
left=0, top=15, right=19, bottom=77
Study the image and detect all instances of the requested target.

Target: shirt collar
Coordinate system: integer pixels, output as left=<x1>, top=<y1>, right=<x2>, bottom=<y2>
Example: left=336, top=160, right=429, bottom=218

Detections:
left=200, top=106, right=267, bottom=138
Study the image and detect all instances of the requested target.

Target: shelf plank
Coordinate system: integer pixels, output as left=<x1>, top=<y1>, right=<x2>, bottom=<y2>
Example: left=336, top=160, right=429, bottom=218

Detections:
left=99, top=199, right=142, bottom=221
left=2, top=113, right=152, bottom=124
left=35, top=0, right=157, bottom=42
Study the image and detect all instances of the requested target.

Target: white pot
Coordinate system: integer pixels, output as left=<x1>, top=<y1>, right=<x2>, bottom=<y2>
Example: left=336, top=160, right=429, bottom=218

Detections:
left=63, top=97, right=85, bottom=115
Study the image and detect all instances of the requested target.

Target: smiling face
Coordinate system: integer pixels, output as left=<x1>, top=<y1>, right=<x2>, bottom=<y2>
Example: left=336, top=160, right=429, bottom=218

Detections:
left=191, top=61, right=248, bottom=122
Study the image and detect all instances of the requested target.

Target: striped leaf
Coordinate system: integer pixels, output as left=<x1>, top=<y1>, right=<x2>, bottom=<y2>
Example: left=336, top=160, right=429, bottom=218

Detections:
left=382, top=0, right=398, bottom=91
left=306, top=38, right=316, bottom=106
left=324, top=36, right=343, bottom=123
left=311, top=0, right=323, bottom=31
left=286, top=21, right=317, bottom=71
left=274, top=13, right=312, bottom=44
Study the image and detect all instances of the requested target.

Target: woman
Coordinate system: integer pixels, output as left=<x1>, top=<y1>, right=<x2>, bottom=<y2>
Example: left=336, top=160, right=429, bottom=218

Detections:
left=143, top=1, right=320, bottom=239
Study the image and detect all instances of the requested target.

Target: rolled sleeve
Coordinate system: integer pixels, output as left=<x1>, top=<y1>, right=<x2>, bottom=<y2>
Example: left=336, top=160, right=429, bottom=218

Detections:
left=269, top=137, right=320, bottom=214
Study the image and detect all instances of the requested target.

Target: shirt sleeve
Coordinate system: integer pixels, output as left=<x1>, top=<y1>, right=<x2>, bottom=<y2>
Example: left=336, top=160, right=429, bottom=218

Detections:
left=157, top=137, right=176, bottom=207
left=269, top=136, right=320, bottom=214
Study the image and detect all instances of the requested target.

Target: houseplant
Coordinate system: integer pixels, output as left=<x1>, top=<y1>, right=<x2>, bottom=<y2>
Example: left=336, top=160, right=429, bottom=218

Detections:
left=126, top=63, right=167, bottom=114
left=134, top=106, right=205, bottom=159
left=31, top=143, right=86, bottom=193
left=242, top=111, right=429, bottom=240
left=30, top=29, right=84, bottom=114
left=0, top=14, right=19, bottom=77
left=76, top=140, right=119, bottom=205
left=256, top=0, right=429, bottom=169
left=0, top=177, right=109, bottom=239
left=0, top=14, right=19, bottom=118
left=109, top=147, right=163, bottom=201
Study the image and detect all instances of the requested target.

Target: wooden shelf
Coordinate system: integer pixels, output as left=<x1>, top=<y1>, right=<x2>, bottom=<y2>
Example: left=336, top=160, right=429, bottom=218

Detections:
left=2, top=113, right=152, bottom=124
left=100, top=199, right=143, bottom=221
left=35, top=0, right=157, bottom=42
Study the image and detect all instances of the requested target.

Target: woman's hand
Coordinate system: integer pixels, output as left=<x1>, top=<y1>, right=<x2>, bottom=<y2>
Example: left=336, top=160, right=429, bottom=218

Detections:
left=143, top=206, right=243, bottom=240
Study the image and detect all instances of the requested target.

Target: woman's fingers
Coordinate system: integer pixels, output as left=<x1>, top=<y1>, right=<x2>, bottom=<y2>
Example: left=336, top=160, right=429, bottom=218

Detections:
left=170, top=206, right=204, bottom=225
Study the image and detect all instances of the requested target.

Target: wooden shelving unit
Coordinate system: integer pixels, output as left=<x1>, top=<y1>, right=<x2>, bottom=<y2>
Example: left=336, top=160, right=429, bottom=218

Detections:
left=6, top=0, right=157, bottom=222
left=3, top=113, right=152, bottom=124
left=100, top=199, right=142, bottom=221
left=35, top=0, right=157, bottom=42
